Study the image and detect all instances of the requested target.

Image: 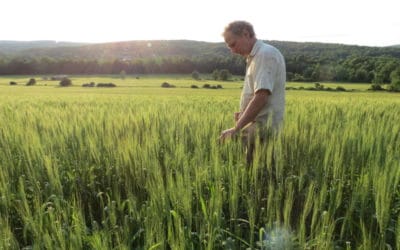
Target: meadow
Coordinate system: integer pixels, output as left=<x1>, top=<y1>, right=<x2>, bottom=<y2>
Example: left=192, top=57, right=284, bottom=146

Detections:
left=0, top=75, right=399, bottom=249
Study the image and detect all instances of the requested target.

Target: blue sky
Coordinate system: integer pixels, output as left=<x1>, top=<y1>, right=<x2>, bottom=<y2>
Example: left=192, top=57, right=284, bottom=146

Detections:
left=1, top=0, right=399, bottom=47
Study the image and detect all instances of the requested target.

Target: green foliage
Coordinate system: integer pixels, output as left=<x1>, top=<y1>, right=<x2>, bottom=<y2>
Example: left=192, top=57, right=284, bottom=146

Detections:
left=96, top=82, right=116, bottom=87
left=26, top=78, right=36, bottom=86
left=0, top=40, right=399, bottom=84
left=314, top=82, right=324, bottom=90
left=389, top=67, right=400, bottom=91
left=161, top=81, right=175, bottom=88
left=212, top=69, right=232, bottom=81
left=59, top=77, right=72, bottom=87
left=369, top=83, right=385, bottom=91
left=191, top=70, right=200, bottom=80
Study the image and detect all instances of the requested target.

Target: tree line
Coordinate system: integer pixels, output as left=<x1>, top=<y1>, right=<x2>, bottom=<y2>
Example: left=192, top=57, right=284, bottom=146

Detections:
left=0, top=40, right=399, bottom=85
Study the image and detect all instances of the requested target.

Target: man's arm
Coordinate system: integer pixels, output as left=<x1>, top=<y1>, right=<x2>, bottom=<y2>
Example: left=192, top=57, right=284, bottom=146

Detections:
left=219, top=89, right=270, bottom=140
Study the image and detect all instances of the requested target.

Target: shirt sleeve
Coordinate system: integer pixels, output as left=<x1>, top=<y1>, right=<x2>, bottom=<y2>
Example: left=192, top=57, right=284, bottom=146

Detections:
left=253, top=54, right=278, bottom=93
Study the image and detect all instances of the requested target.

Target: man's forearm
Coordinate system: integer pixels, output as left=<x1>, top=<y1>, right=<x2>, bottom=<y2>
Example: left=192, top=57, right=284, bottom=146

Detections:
left=235, top=91, right=269, bottom=131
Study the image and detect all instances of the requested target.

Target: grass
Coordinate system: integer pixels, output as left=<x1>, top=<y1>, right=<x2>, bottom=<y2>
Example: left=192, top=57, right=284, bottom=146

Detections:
left=0, top=75, right=399, bottom=249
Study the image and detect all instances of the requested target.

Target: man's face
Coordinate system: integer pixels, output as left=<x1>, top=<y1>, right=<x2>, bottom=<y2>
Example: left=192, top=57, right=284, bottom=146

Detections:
left=224, top=30, right=252, bottom=56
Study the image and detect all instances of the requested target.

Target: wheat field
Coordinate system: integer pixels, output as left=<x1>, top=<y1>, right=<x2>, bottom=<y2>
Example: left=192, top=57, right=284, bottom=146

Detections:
left=0, top=76, right=399, bottom=249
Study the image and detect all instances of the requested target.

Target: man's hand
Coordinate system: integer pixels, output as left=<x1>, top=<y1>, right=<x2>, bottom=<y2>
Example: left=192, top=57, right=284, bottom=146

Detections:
left=219, top=127, right=239, bottom=142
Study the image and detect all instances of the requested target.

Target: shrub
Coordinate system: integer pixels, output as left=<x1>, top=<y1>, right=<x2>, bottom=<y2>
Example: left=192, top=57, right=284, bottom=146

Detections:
left=59, top=77, right=72, bottom=87
left=82, top=82, right=95, bottom=87
left=387, top=85, right=400, bottom=92
left=192, top=70, right=200, bottom=80
left=26, top=78, right=36, bottom=86
left=9, top=81, right=17, bottom=85
left=161, top=82, right=175, bottom=88
left=369, top=84, right=384, bottom=91
left=212, top=69, right=232, bottom=81
left=191, top=85, right=199, bottom=89
left=336, top=86, right=346, bottom=91
left=97, top=83, right=116, bottom=87
left=314, top=82, right=324, bottom=90
left=202, top=84, right=222, bottom=89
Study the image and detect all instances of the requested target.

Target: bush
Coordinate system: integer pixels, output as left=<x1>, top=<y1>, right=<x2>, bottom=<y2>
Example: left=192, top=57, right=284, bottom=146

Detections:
left=202, top=84, right=222, bottom=89
left=212, top=69, right=232, bottom=81
left=82, top=82, right=95, bottom=87
left=192, top=70, right=200, bottom=80
left=387, top=85, right=400, bottom=92
left=9, top=81, right=17, bottom=85
left=97, top=83, right=116, bottom=87
left=369, top=84, right=384, bottom=91
left=26, top=78, right=36, bottom=86
left=59, top=77, right=72, bottom=87
left=336, top=86, right=346, bottom=91
left=314, top=82, right=324, bottom=90
left=161, top=82, right=175, bottom=88
left=191, top=85, right=199, bottom=89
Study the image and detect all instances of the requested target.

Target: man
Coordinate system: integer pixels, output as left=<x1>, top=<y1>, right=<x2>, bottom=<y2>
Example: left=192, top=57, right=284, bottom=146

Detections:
left=219, top=21, right=286, bottom=164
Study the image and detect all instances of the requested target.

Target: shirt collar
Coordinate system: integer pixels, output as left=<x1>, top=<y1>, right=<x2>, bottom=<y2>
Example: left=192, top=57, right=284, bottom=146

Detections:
left=247, top=40, right=262, bottom=62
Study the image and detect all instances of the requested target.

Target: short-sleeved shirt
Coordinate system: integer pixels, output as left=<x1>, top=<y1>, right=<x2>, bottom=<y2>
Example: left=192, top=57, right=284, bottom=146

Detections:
left=240, top=40, right=286, bottom=130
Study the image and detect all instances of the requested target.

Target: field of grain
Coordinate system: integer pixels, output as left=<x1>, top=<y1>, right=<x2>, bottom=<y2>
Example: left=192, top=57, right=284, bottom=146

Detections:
left=0, top=75, right=399, bottom=249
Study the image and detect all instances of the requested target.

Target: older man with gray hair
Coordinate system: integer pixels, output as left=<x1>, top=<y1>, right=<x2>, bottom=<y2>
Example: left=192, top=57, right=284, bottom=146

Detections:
left=219, top=20, right=286, bottom=164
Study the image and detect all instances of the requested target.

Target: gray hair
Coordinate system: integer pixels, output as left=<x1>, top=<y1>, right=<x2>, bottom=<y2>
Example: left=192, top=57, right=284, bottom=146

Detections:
left=223, top=21, right=256, bottom=38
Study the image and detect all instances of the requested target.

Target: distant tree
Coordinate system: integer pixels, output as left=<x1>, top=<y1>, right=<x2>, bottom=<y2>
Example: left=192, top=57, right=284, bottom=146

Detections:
left=9, top=81, right=17, bottom=85
left=354, top=69, right=369, bottom=82
left=372, top=70, right=385, bottom=84
left=212, top=69, right=219, bottom=80
left=389, top=67, right=400, bottom=91
left=59, top=77, right=72, bottom=87
left=26, top=78, right=36, bottom=86
left=192, top=70, right=200, bottom=80
left=218, top=69, right=231, bottom=81
left=334, top=65, right=349, bottom=82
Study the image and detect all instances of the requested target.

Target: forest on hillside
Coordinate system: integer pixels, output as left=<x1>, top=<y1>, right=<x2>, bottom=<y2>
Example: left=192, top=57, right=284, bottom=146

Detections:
left=0, top=40, right=400, bottom=84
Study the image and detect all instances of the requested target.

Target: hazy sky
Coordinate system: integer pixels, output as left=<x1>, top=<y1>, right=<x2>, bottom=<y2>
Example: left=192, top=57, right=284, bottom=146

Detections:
left=1, top=0, right=399, bottom=47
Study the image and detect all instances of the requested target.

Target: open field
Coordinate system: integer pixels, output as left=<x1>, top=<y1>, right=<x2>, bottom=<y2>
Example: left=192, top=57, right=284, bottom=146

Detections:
left=0, top=75, right=399, bottom=249
left=0, top=74, right=378, bottom=90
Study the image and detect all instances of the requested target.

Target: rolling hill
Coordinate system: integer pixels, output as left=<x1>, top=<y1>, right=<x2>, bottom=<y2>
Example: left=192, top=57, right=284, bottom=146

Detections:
left=1, top=40, right=399, bottom=62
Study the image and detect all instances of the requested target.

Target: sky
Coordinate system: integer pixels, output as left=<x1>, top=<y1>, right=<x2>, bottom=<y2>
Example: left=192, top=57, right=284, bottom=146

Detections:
left=1, top=0, right=399, bottom=47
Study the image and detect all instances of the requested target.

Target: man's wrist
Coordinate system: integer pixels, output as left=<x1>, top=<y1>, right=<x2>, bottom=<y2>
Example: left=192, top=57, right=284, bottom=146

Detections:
left=233, top=125, right=241, bottom=132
